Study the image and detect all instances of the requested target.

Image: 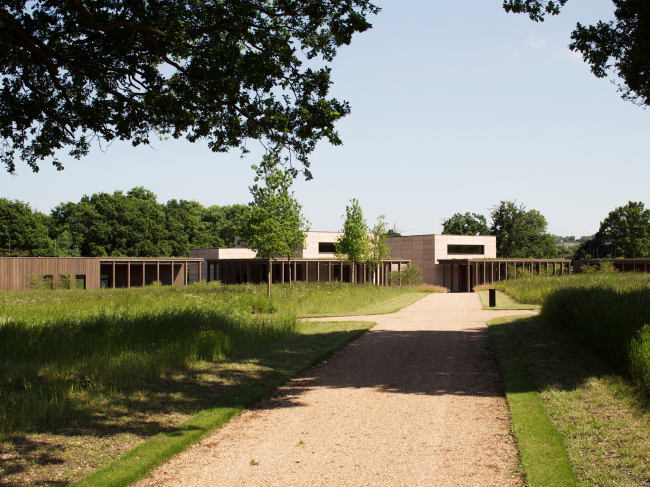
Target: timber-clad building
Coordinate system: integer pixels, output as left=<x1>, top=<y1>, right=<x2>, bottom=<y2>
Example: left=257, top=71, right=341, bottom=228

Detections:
left=0, top=257, right=203, bottom=291
left=2, top=232, right=649, bottom=293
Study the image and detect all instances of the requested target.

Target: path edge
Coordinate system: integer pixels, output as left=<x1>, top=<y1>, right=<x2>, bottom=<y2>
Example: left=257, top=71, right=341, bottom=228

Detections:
left=487, top=315, right=577, bottom=487
left=73, top=322, right=375, bottom=487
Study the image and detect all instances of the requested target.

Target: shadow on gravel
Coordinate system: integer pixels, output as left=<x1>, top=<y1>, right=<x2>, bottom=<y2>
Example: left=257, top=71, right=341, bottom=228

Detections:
left=253, top=327, right=515, bottom=412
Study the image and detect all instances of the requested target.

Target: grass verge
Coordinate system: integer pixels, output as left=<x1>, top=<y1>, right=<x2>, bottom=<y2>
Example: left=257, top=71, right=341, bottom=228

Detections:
left=477, top=290, right=540, bottom=311
left=74, top=319, right=372, bottom=487
left=302, top=292, right=427, bottom=317
left=487, top=316, right=576, bottom=486
left=2, top=282, right=416, bottom=486
left=490, top=315, right=650, bottom=485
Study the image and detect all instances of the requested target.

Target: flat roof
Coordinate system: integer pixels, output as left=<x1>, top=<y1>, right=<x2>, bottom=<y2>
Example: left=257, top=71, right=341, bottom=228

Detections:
left=438, top=258, right=572, bottom=263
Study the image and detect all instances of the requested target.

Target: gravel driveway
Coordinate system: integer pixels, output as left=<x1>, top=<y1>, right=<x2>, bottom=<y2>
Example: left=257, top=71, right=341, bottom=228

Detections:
left=137, top=293, right=536, bottom=486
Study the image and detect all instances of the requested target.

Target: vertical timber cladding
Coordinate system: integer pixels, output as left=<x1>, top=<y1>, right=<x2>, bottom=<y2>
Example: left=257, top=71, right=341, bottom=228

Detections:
left=0, top=257, right=101, bottom=291
left=0, top=257, right=203, bottom=291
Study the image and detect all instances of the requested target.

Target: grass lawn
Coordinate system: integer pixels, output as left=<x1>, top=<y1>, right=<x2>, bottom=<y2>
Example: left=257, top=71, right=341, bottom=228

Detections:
left=0, top=282, right=428, bottom=486
left=490, top=315, right=650, bottom=486
left=477, top=290, right=540, bottom=310
left=303, top=291, right=427, bottom=317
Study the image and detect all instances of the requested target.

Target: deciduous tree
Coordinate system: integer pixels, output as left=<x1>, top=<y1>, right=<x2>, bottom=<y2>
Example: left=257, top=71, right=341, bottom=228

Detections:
left=0, top=198, right=52, bottom=256
left=504, top=0, right=650, bottom=106
left=0, top=0, right=379, bottom=175
left=575, top=201, right=650, bottom=259
left=366, top=215, right=391, bottom=275
left=335, top=199, right=368, bottom=283
left=238, top=156, right=308, bottom=297
left=490, top=200, right=557, bottom=258
left=442, top=212, right=490, bottom=236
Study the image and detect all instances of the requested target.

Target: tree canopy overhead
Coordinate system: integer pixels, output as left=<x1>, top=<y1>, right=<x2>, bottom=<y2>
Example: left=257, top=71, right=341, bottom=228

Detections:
left=0, top=0, right=379, bottom=175
left=504, top=0, right=650, bottom=106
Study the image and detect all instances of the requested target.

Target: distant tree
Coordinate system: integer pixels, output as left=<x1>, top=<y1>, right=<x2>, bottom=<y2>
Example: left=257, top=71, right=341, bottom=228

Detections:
left=366, top=215, right=391, bottom=274
left=504, top=0, right=650, bottom=106
left=218, top=205, right=252, bottom=248
left=575, top=201, right=650, bottom=259
left=238, top=157, right=308, bottom=297
left=335, top=199, right=369, bottom=283
left=51, top=189, right=169, bottom=257
left=0, top=198, right=53, bottom=256
left=386, top=222, right=402, bottom=238
left=442, top=212, right=490, bottom=236
left=490, top=201, right=557, bottom=258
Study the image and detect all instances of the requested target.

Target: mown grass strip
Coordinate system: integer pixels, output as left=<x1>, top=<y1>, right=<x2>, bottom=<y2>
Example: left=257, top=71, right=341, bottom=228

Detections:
left=301, top=292, right=428, bottom=318
left=477, top=290, right=540, bottom=310
left=75, top=320, right=373, bottom=487
left=488, top=317, right=576, bottom=487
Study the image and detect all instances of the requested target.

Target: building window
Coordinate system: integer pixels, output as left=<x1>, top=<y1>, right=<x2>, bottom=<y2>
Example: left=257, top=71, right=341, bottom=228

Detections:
left=42, top=275, right=54, bottom=290
left=75, top=275, right=86, bottom=290
left=319, top=242, right=336, bottom=253
left=447, top=245, right=484, bottom=255
left=100, top=274, right=110, bottom=289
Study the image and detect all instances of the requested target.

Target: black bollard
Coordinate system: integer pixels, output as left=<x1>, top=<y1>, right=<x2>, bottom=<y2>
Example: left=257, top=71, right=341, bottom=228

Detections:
left=489, top=288, right=496, bottom=308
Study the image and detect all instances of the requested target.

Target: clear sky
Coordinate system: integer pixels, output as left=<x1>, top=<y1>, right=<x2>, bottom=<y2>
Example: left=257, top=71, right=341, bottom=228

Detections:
left=2, top=0, right=648, bottom=239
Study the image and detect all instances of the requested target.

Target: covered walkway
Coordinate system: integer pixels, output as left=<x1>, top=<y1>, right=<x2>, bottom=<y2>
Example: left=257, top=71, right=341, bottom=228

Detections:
left=439, top=259, right=573, bottom=293
left=203, top=259, right=410, bottom=286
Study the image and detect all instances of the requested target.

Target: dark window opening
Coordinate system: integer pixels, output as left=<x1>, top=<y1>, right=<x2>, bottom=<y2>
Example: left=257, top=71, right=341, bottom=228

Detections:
left=43, top=275, right=53, bottom=290
left=100, top=274, right=110, bottom=289
left=319, top=242, right=336, bottom=253
left=75, top=275, right=86, bottom=290
left=447, top=245, right=484, bottom=255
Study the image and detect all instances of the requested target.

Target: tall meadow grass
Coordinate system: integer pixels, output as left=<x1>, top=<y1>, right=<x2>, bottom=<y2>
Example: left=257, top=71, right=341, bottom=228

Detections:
left=0, top=281, right=421, bottom=434
left=495, top=272, right=650, bottom=394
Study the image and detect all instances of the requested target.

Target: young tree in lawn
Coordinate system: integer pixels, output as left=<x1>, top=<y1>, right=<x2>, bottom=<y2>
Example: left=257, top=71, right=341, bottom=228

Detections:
left=239, top=156, right=308, bottom=297
left=280, top=196, right=310, bottom=287
left=366, top=215, right=392, bottom=282
left=335, top=199, right=369, bottom=283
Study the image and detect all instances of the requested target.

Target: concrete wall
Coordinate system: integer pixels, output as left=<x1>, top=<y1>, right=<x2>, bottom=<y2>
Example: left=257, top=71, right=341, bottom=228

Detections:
left=301, top=231, right=342, bottom=259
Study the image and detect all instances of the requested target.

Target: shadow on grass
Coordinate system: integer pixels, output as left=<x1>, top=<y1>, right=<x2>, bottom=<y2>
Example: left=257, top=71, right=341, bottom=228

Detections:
left=6, top=316, right=608, bottom=487
left=490, top=315, right=650, bottom=413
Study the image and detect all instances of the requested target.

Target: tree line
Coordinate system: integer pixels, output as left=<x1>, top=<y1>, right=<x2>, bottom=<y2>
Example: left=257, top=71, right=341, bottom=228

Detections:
left=442, top=200, right=650, bottom=259
left=0, top=188, right=249, bottom=257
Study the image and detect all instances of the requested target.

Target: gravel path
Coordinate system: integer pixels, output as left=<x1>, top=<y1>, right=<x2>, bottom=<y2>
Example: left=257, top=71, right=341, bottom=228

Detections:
left=137, top=293, right=535, bottom=486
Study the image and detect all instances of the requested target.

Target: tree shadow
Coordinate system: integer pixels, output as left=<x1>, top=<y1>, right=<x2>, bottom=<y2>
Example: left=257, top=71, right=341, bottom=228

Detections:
left=249, top=326, right=511, bottom=411
left=489, top=314, right=650, bottom=415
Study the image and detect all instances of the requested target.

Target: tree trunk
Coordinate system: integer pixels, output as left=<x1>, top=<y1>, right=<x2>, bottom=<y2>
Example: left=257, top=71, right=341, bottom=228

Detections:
left=288, top=256, right=292, bottom=287
left=351, top=261, right=355, bottom=283
left=267, top=259, right=272, bottom=299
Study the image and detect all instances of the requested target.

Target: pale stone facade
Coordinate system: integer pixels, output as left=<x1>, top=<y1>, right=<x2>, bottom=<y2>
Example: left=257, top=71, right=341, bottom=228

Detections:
left=190, top=232, right=496, bottom=288
left=387, top=234, right=497, bottom=287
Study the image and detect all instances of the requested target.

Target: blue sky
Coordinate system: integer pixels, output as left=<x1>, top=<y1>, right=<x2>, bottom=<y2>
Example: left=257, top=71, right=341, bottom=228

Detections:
left=2, top=0, right=648, bottom=238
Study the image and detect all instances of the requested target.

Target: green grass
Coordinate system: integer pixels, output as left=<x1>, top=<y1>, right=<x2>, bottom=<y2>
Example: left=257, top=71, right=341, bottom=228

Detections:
left=477, top=290, right=539, bottom=310
left=75, top=319, right=372, bottom=487
left=0, top=282, right=422, bottom=486
left=493, top=271, right=650, bottom=305
left=304, top=292, right=427, bottom=317
left=495, top=272, right=650, bottom=393
left=491, top=314, right=650, bottom=485
left=488, top=317, right=576, bottom=486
